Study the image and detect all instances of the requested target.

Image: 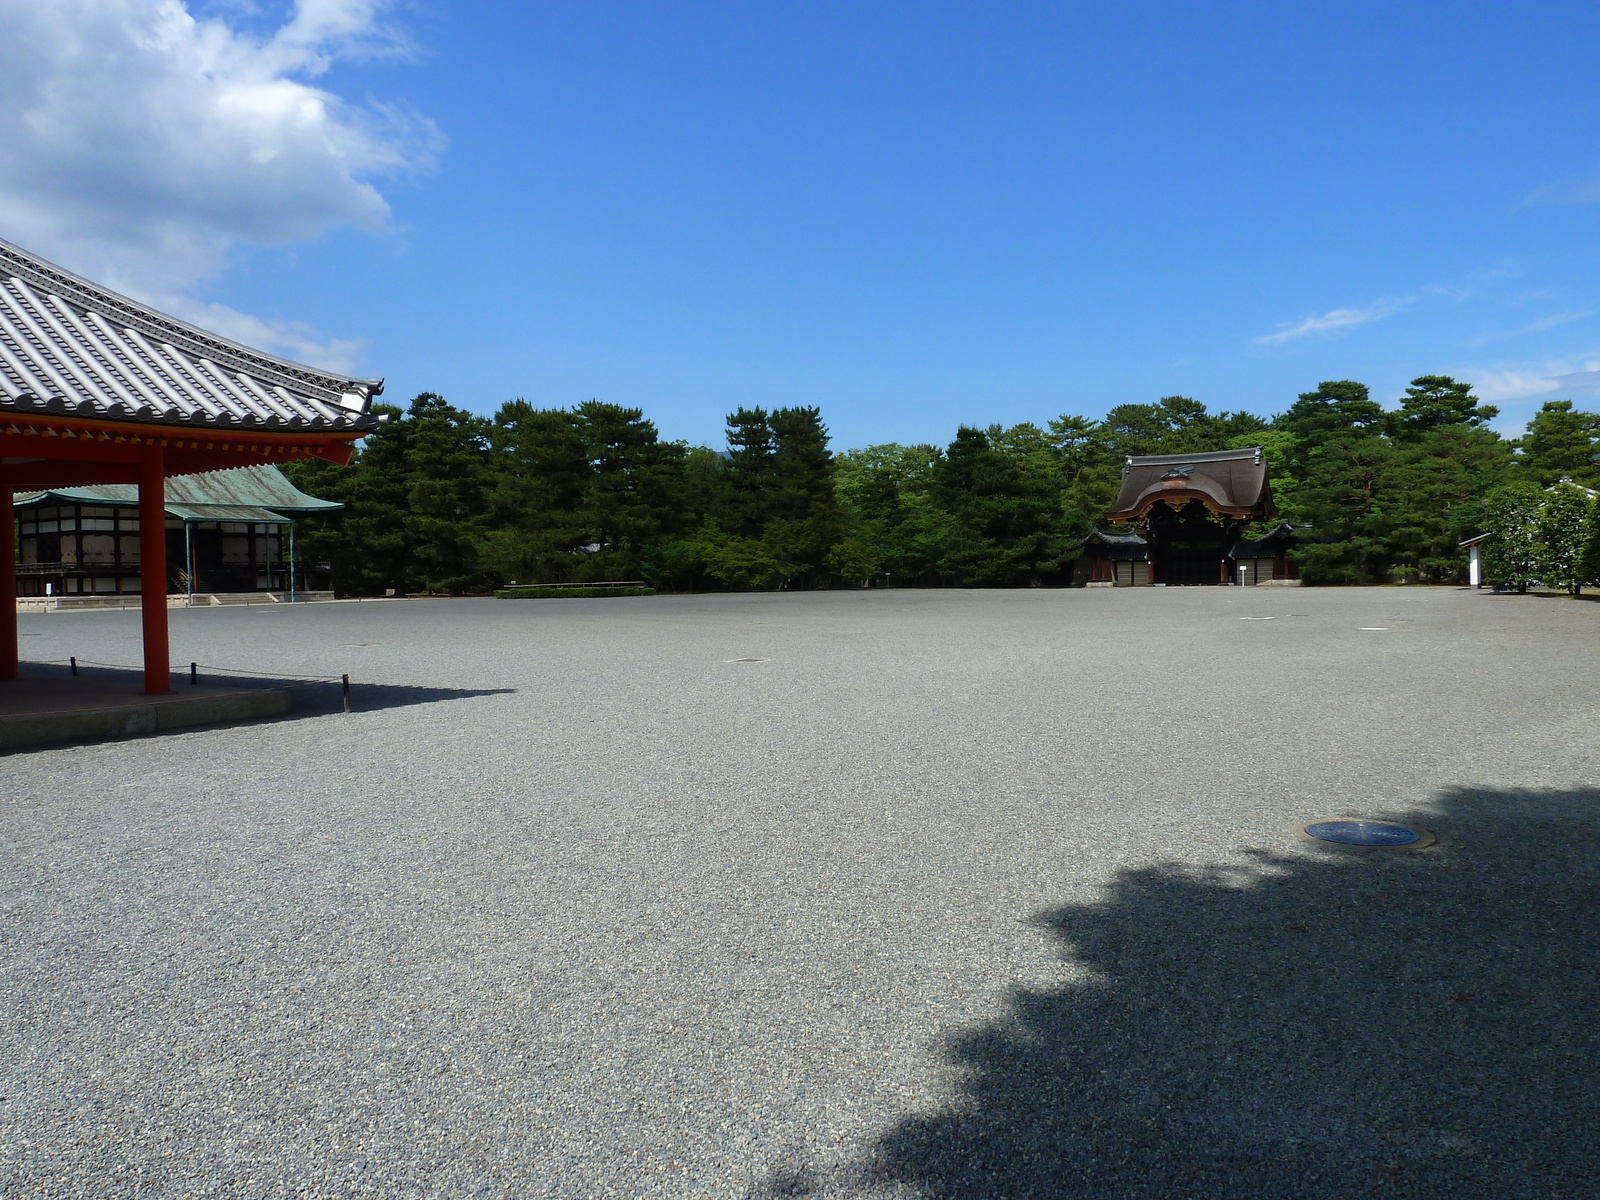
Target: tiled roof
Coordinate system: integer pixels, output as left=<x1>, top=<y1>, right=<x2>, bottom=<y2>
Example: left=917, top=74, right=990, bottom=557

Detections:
left=14, top=463, right=341, bottom=512
left=1231, top=523, right=1309, bottom=558
left=0, top=236, right=383, bottom=434
left=1106, top=447, right=1273, bottom=522
left=1080, top=528, right=1149, bottom=561
left=1082, top=529, right=1148, bottom=547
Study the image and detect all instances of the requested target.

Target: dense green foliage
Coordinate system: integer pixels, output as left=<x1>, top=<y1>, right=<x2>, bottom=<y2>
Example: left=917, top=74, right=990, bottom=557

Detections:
left=285, top=378, right=1600, bottom=594
left=1482, top=482, right=1546, bottom=595
left=1582, top=499, right=1600, bottom=588
left=1534, top=483, right=1598, bottom=596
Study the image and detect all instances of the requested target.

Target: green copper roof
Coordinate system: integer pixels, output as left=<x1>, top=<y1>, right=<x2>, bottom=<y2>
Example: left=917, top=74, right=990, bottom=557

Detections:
left=14, top=463, right=340, bottom=514
left=165, top=504, right=292, bottom=524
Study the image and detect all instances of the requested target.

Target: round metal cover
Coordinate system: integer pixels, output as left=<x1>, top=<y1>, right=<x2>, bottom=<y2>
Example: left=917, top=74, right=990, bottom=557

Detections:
left=1300, top=820, right=1435, bottom=849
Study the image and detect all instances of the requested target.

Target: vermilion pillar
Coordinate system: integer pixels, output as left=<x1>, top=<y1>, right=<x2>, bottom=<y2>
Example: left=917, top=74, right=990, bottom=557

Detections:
left=138, top=448, right=169, bottom=694
left=0, top=476, right=16, bottom=681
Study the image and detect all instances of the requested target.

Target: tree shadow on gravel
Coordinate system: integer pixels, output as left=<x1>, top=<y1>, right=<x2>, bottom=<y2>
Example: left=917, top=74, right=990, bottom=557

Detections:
left=757, top=787, right=1600, bottom=1199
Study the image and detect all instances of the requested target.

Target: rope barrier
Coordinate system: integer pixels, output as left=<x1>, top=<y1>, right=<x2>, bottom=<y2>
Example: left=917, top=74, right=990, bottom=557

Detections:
left=36, top=655, right=341, bottom=681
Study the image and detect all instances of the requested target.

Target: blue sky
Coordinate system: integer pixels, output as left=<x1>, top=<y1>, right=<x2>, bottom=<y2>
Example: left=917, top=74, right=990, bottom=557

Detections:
left=7, top=1, right=1600, bottom=449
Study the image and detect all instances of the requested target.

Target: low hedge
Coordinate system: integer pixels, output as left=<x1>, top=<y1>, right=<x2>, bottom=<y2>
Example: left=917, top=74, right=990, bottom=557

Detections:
left=494, top=586, right=656, bottom=599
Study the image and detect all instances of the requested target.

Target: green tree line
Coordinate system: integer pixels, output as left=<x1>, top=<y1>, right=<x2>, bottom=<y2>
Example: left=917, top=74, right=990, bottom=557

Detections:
left=283, top=380, right=1600, bottom=594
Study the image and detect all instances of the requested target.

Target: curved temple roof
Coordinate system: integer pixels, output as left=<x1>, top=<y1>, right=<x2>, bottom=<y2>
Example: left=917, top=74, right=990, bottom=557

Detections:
left=14, top=462, right=341, bottom=513
left=0, top=236, right=383, bottom=435
left=1106, top=447, right=1274, bottom=523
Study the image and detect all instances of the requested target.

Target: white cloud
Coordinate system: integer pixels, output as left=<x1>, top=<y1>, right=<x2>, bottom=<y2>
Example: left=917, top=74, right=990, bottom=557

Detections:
left=1466, top=355, right=1600, bottom=405
left=160, top=292, right=366, bottom=374
left=1253, top=296, right=1408, bottom=345
left=1468, top=369, right=1569, bottom=405
left=0, top=0, right=441, bottom=369
left=1435, top=357, right=1600, bottom=438
left=1509, top=309, right=1595, bottom=335
left=1544, top=367, right=1600, bottom=392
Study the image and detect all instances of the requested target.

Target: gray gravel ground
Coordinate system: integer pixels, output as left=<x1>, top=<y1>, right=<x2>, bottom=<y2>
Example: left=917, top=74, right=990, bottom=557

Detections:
left=1, top=586, right=1596, bottom=1199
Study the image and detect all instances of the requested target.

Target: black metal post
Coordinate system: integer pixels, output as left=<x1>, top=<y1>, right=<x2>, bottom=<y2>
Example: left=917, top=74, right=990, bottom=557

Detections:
left=70, top=656, right=77, bottom=676
left=342, top=673, right=351, bottom=713
left=190, top=661, right=198, bottom=685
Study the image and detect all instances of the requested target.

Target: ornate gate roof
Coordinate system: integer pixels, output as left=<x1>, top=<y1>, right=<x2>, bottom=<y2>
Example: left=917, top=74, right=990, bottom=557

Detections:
left=1106, top=447, right=1274, bottom=523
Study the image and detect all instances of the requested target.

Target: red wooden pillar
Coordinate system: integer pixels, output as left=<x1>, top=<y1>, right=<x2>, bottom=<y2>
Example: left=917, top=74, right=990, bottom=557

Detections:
left=139, top=448, right=170, bottom=694
left=0, top=476, right=16, bottom=681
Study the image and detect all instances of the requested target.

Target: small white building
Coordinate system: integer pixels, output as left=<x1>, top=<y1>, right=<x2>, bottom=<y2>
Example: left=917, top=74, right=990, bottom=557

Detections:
left=1458, top=532, right=1492, bottom=588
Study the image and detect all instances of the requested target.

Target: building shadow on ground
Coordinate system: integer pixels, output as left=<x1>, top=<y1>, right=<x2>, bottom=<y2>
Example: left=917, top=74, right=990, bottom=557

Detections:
left=16, top=662, right=514, bottom=722
left=254, top=676, right=516, bottom=717
left=756, top=786, right=1600, bottom=1199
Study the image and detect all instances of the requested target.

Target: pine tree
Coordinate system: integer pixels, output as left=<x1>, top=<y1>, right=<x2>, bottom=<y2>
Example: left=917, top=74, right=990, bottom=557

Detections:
left=721, top=407, right=775, bottom=537
left=1092, top=396, right=1260, bottom=459
left=1277, top=382, right=1385, bottom=453
left=1290, top=434, right=1396, bottom=583
left=1269, top=377, right=1515, bottom=582
left=1518, top=400, right=1600, bottom=487
left=763, top=406, right=845, bottom=583
left=1048, top=414, right=1121, bottom=537
left=300, top=401, right=415, bottom=595
left=399, top=393, right=493, bottom=592
left=572, top=401, right=688, bottom=581
left=287, top=394, right=491, bottom=595
left=480, top=402, right=588, bottom=583
left=930, top=426, right=1060, bottom=585
left=1391, top=376, right=1498, bottom=441
left=1386, top=427, right=1511, bottom=582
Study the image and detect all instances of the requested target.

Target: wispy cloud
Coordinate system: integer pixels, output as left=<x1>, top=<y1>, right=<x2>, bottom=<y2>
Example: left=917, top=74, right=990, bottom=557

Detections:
left=1522, top=174, right=1600, bottom=206
left=1518, top=309, right=1595, bottom=334
left=1254, top=263, right=1534, bottom=349
left=1462, top=309, right=1598, bottom=348
left=1448, top=354, right=1600, bottom=438
left=1253, top=296, right=1409, bottom=345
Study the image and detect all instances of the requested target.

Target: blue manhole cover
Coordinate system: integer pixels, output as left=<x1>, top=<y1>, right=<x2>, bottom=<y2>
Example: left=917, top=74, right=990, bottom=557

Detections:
left=1301, top=820, right=1432, bottom=848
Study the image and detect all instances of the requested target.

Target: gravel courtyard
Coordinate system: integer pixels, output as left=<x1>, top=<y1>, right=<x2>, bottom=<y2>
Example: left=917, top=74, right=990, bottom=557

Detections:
left=2, top=587, right=1596, bottom=1198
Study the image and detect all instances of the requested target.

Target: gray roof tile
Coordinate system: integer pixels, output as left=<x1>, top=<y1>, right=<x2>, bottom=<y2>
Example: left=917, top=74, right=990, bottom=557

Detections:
left=0, top=236, right=383, bottom=434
